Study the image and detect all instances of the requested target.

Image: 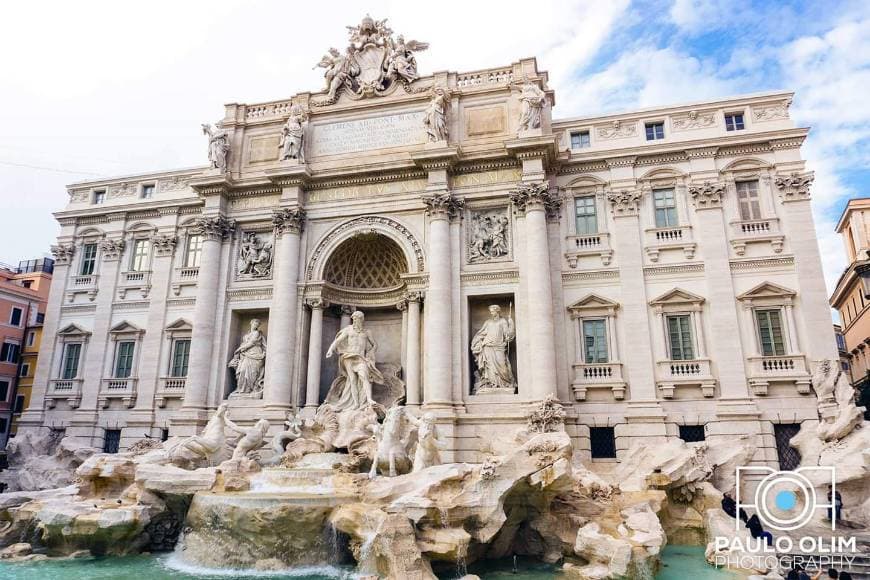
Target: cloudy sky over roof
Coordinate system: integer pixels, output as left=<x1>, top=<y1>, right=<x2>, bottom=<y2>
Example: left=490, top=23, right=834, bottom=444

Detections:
left=1, top=0, right=868, bottom=294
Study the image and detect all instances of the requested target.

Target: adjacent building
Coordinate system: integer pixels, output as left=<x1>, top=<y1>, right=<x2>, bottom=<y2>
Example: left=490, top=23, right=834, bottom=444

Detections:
left=19, top=17, right=835, bottom=469
left=831, top=198, right=870, bottom=414
left=0, top=258, right=53, bottom=446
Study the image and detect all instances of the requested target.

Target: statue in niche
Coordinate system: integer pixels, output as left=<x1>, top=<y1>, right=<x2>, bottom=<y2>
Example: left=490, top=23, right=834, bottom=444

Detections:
left=468, top=211, right=510, bottom=262
left=279, top=105, right=307, bottom=163
left=228, top=319, right=267, bottom=397
left=238, top=232, right=273, bottom=278
left=517, top=82, right=546, bottom=133
left=385, top=34, right=428, bottom=83
left=325, top=311, right=384, bottom=410
left=471, top=305, right=516, bottom=393
left=201, top=123, right=230, bottom=172
left=423, top=87, right=449, bottom=142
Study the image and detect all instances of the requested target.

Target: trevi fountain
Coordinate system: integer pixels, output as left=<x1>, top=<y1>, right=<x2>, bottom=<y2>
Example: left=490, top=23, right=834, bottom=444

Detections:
left=2, top=13, right=870, bottom=580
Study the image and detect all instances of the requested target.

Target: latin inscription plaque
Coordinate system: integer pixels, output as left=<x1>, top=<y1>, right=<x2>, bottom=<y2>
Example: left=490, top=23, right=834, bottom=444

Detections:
left=310, top=111, right=425, bottom=157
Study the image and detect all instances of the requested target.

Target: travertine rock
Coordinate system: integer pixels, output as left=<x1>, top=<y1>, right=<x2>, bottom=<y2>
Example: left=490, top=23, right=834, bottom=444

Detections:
left=573, top=522, right=633, bottom=577
left=0, top=428, right=98, bottom=492
left=134, top=463, right=217, bottom=496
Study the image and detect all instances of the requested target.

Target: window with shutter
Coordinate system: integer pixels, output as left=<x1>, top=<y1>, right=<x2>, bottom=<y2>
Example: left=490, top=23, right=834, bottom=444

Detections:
left=736, top=181, right=761, bottom=221
left=582, top=319, right=608, bottom=363
left=114, top=341, right=135, bottom=378
left=62, top=343, right=81, bottom=379
left=574, top=197, right=598, bottom=235
left=171, top=339, right=191, bottom=377
left=756, top=309, right=786, bottom=356
left=666, top=315, right=694, bottom=360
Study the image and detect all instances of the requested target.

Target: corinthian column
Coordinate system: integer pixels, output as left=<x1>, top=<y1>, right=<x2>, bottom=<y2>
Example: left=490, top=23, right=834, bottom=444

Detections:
left=263, top=208, right=305, bottom=409
left=422, top=191, right=463, bottom=408
left=305, top=298, right=327, bottom=408
left=405, top=291, right=423, bottom=407
left=182, top=215, right=234, bottom=410
left=511, top=182, right=559, bottom=400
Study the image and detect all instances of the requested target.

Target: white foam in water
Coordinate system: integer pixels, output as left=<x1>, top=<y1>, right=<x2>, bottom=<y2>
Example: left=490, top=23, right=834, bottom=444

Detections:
left=161, top=552, right=359, bottom=578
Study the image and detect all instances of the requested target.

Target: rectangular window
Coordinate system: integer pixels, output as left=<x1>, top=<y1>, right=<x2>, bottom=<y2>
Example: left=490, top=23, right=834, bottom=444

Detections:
left=582, top=319, right=608, bottom=364
left=590, top=427, right=617, bottom=459
left=103, top=429, right=121, bottom=454
left=185, top=234, right=203, bottom=268
left=774, top=424, right=802, bottom=471
left=19, top=363, right=29, bottom=377
left=667, top=315, right=695, bottom=360
left=0, top=343, right=20, bottom=363
left=0, top=418, right=7, bottom=435
left=0, top=381, right=8, bottom=402
left=653, top=189, right=678, bottom=228
left=14, top=395, right=24, bottom=414
left=679, top=425, right=706, bottom=443
left=574, top=197, right=598, bottom=235
left=645, top=122, right=665, bottom=141
left=725, top=113, right=745, bottom=131
left=570, top=130, right=591, bottom=149
left=836, top=334, right=847, bottom=351
left=736, top=181, right=761, bottom=221
left=170, top=339, right=191, bottom=377
left=130, top=239, right=150, bottom=272
left=62, top=343, right=82, bottom=379
left=80, top=243, right=98, bottom=276
left=756, top=309, right=786, bottom=356
left=93, top=190, right=106, bottom=204
left=9, top=307, right=22, bottom=327
left=114, top=341, right=135, bottom=378
left=22, top=280, right=32, bottom=289
left=141, top=184, right=155, bottom=199
left=26, top=331, right=35, bottom=347
left=36, top=313, right=44, bottom=324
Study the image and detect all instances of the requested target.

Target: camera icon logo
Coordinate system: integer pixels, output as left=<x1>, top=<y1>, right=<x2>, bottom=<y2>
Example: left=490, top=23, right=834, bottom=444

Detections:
left=735, top=466, right=837, bottom=532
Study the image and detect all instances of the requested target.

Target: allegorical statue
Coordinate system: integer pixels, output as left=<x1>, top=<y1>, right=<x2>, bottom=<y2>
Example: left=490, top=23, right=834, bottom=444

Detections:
left=325, top=310, right=384, bottom=410
left=471, top=305, right=516, bottom=393
left=228, top=319, right=267, bottom=397
left=315, top=46, right=359, bottom=101
left=517, top=82, right=546, bottom=133
left=201, top=123, right=230, bottom=172
left=279, top=105, right=307, bottom=162
left=423, top=87, right=449, bottom=143
left=385, top=34, right=429, bottom=83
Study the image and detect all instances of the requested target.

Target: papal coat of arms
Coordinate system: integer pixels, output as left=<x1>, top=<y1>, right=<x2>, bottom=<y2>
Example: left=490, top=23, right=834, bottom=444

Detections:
left=314, top=14, right=428, bottom=104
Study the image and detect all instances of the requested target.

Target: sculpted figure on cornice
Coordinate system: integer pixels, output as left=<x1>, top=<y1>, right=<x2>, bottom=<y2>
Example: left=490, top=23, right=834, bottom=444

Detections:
left=314, top=15, right=428, bottom=104
left=279, top=105, right=307, bottom=163
left=238, top=232, right=273, bottom=278
left=423, top=87, right=449, bottom=142
left=517, top=82, right=546, bottom=133
left=201, top=123, right=230, bottom=172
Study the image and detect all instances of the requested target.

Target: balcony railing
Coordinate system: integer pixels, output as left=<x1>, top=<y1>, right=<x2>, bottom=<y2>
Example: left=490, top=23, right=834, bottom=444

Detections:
left=456, top=67, right=514, bottom=88
left=729, top=218, right=784, bottom=256
left=46, top=379, right=83, bottom=409
left=98, top=377, right=138, bottom=408
left=118, top=271, right=152, bottom=299
left=746, top=354, right=811, bottom=395
left=655, top=359, right=715, bottom=398
left=644, top=226, right=696, bottom=262
left=72, top=274, right=98, bottom=287
left=565, top=233, right=613, bottom=267
left=571, top=362, right=626, bottom=401
left=156, top=376, right=187, bottom=407
left=171, top=267, right=200, bottom=296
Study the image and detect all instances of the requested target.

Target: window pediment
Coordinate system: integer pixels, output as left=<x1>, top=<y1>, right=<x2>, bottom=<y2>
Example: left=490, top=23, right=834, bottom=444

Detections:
left=57, top=323, right=91, bottom=337
left=568, top=293, right=619, bottom=317
left=109, top=321, right=144, bottom=336
left=649, top=288, right=705, bottom=307
left=737, top=282, right=795, bottom=303
left=164, top=318, right=193, bottom=332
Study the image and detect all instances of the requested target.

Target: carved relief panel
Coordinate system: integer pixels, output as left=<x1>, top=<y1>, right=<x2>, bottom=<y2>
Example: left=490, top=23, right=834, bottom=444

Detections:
left=466, top=206, right=512, bottom=264
left=236, top=230, right=274, bottom=280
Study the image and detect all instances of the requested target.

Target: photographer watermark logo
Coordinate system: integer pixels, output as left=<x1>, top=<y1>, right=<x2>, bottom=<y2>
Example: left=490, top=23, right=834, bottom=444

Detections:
left=736, top=466, right=837, bottom=531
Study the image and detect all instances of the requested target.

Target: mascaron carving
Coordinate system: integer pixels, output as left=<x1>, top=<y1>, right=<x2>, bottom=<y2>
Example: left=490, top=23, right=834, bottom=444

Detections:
left=51, top=243, right=75, bottom=266
left=688, top=181, right=726, bottom=209
left=510, top=182, right=560, bottom=219
left=774, top=171, right=813, bottom=201
left=606, top=189, right=643, bottom=216
left=191, top=216, right=236, bottom=241
left=272, top=207, right=306, bottom=235
left=98, top=238, right=126, bottom=261
left=597, top=120, right=637, bottom=140
left=422, top=192, right=464, bottom=219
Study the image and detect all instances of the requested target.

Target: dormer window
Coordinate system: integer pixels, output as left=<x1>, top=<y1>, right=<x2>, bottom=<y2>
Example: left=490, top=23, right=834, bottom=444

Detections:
left=570, top=130, right=591, bottom=149
left=725, top=113, right=745, bottom=131
left=645, top=122, right=665, bottom=141
left=141, top=184, right=155, bottom=199
left=93, top=190, right=106, bottom=204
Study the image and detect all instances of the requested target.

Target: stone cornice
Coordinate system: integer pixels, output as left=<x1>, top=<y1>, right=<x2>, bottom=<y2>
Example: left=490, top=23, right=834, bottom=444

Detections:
left=410, top=146, right=461, bottom=171
left=307, top=170, right=427, bottom=191
left=264, top=164, right=312, bottom=187
left=188, top=173, right=232, bottom=197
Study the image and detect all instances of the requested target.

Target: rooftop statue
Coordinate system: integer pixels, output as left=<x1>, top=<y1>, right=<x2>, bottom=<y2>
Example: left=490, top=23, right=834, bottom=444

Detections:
left=201, top=123, right=230, bottom=172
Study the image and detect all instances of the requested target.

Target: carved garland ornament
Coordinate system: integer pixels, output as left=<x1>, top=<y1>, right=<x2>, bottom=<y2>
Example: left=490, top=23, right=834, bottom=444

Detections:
left=774, top=171, right=814, bottom=201
left=150, top=234, right=178, bottom=257
left=98, top=238, right=126, bottom=261
left=306, top=215, right=424, bottom=281
left=606, top=189, right=643, bottom=216
left=51, top=243, right=76, bottom=266
left=688, top=181, right=726, bottom=209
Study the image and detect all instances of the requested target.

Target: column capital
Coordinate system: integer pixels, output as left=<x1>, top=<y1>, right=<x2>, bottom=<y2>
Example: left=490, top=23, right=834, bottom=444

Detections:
left=774, top=171, right=814, bottom=202
left=422, top=191, right=464, bottom=220
left=688, top=180, right=726, bottom=210
left=305, top=297, right=328, bottom=310
left=272, top=207, right=306, bottom=235
left=191, top=215, right=236, bottom=241
left=510, top=181, right=560, bottom=219
left=605, top=188, right=643, bottom=217
left=50, top=243, right=75, bottom=266
left=405, top=290, right=424, bottom=303
left=150, top=233, right=178, bottom=257
left=339, top=304, right=356, bottom=317
left=98, top=238, right=126, bottom=261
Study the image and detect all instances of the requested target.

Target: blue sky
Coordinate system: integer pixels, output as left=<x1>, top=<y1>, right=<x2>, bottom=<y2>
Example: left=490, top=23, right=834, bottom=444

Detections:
left=0, top=0, right=867, bottom=293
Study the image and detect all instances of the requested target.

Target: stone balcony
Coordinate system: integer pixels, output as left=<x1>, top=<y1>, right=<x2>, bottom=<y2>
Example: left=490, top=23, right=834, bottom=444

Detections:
left=644, top=226, right=696, bottom=262
left=565, top=233, right=613, bottom=267
left=171, top=267, right=199, bottom=296
left=571, top=362, right=626, bottom=401
left=729, top=218, right=785, bottom=256
left=118, top=271, right=152, bottom=299
left=46, top=379, right=83, bottom=409
left=156, top=376, right=187, bottom=407
left=66, top=274, right=99, bottom=302
left=655, top=359, right=716, bottom=398
left=98, top=378, right=138, bottom=408
left=747, top=354, right=811, bottom=396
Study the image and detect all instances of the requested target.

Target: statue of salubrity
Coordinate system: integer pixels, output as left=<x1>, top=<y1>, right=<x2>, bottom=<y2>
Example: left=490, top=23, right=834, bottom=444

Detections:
left=471, top=304, right=516, bottom=394
left=228, top=319, right=267, bottom=398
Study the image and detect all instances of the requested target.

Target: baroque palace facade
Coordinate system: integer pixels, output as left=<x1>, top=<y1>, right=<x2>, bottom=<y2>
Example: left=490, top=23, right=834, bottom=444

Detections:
left=21, top=17, right=834, bottom=466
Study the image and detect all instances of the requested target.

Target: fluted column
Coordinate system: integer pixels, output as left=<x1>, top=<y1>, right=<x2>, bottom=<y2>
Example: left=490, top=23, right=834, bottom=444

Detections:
left=182, top=216, right=234, bottom=409
left=263, top=208, right=305, bottom=408
left=422, top=192, right=463, bottom=408
left=305, top=298, right=327, bottom=408
left=511, top=182, right=559, bottom=400
left=405, top=292, right=423, bottom=406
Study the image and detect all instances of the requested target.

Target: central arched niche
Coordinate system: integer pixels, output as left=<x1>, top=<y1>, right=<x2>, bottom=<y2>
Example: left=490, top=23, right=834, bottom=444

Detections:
left=317, top=232, right=409, bottom=403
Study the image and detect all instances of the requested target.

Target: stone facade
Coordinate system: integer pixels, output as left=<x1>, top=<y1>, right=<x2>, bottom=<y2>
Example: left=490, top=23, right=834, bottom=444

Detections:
left=20, top=20, right=835, bottom=467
